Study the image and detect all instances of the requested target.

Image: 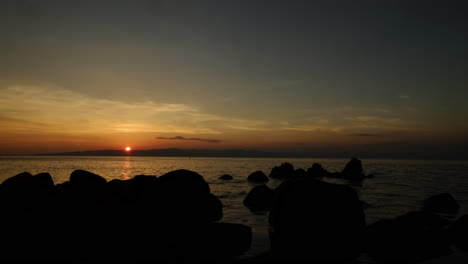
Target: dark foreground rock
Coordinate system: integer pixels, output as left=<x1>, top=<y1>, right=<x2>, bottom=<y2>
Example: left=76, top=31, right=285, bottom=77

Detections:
left=0, top=169, right=251, bottom=262
left=247, top=170, right=269, bottom=183
left=268, top=177, right=366, bottom=261
left=156, top=169, right=223, bottom=223
left=449, top=214, right=468, bottom=251
left=364, top=211, right=452, bottom=263
left=243, top=185, right=274, bottom=211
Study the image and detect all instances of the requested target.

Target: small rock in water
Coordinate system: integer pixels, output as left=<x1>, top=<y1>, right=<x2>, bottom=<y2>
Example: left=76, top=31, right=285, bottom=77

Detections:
left=341, top=157, right=366, bottom=180
left=219, top=174, right=234, bottom=180
left=422, top=192, right=460, bottom=215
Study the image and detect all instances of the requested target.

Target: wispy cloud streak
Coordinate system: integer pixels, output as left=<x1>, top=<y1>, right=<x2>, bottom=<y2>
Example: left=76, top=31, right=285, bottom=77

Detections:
left=350, top=133, right=380, bottom=137
left=156, top=136, right=221, bottom=143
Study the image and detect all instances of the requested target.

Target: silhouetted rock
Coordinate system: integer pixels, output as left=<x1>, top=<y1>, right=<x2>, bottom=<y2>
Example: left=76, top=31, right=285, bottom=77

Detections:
left=268, top=178, right=365, bottom=261
left=70, top=169, right=107, bottom=194
left=449, top=214, right=468, bottom=251
left=133, top=174, right=157, bottom=186
left=290, top=168, right=307, bottom=179
left=341, top=157, right=366, bottom=180
left=306, top=163, right=329, bottom=178
left=219, top=174, right=234, bottom=180
left=32, top=172, right=55, bottom=191
left=156, top=169, right=223, bottom=222
left=364, top=211, right=452, bottom=263
left=0, top=168, right=260, bottom=262
left=269, top=162, right=294, bottom=179
left=105, top=179, right=126, bottom=200
left=243, top=185, right=274, bottom=211
left=0, top=172, right=33, bottom=192
left=422, top=192, right=460, bottom=215
left=247, top=170, right=269, bottom=183
left=0, top=172, right=53, bottom=210
left=130, top=174, right=159, bottom=202
left=327, top=171, right=344, bottom=178
left=67, top=170, right=108, bottom=207
left=186, top=223, right=252, bottom=259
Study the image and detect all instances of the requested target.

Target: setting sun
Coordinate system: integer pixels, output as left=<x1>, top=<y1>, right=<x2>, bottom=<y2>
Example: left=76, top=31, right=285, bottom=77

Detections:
left=125, top=146, right=131, bottom=152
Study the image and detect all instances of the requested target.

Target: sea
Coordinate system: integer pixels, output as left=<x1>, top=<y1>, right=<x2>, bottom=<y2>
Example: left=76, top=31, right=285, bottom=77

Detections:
left=1, top=156, right=468, bottom=262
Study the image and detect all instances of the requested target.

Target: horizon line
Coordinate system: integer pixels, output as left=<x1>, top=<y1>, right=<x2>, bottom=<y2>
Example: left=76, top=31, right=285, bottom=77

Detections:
left=1, top=148, right=467, bottom=161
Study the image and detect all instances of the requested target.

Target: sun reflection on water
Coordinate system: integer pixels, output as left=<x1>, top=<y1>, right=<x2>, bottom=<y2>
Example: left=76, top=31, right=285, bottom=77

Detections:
left=122, top=156, right=132, bottom=180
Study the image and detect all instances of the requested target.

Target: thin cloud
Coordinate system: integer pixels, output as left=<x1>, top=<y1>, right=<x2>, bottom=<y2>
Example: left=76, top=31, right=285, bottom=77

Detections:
left=350, top=133, right=381, bottom=137
left=156, top=136, right=221, bottom=143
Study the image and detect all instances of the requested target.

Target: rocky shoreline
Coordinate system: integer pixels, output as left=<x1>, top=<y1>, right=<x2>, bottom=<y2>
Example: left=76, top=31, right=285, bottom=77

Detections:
left=0, top=158, right=466, bottom=263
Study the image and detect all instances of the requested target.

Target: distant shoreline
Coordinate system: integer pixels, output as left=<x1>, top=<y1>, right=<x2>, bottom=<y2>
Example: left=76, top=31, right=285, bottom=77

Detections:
left=0, top=148, right=467, bottom=161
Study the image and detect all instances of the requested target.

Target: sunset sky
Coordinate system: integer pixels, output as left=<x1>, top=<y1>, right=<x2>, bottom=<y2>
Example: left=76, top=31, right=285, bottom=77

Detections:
left=1, top=0, right=467, bottom=157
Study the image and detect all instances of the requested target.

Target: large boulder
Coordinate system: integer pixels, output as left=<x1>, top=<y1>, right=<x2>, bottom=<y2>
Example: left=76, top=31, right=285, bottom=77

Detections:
left=184, top=223, right=252, bottom=259
left=247, top=171, right=269, bottom=183
left=268, top=178, right=365, bottom=261
left=129, top=174, right=159, bottom=203
left=269, top=162, right=294, bottom=179
left=0, top=172, right=54, bottom=212
left=32, top=172, right=55, bottom=191
left=70, top=169, right=107, bottom=194
left=306, top=163, right=329, bottom=178
left=67, top=170, right=108, bottom=206
left=243, top=185, right=274, bottom=211
left=155, top=169, right=223, bottom=223
left=341, top=157, right=366, bottom=180
left=105, top=176, right=158, bottom=204
left=422, top=192, right=460, bottom=215
left=364, top=211, right=452, bottom=263
left=0, top=172, right=34, bottom=193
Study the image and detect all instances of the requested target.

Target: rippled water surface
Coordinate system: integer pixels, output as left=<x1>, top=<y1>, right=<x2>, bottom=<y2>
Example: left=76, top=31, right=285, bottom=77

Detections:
left=1, top=156, right=468, bottom=258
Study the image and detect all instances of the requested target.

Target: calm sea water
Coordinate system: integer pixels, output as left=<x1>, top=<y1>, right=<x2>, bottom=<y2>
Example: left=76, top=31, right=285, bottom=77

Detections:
left=1, top=156, right=468, bottom=260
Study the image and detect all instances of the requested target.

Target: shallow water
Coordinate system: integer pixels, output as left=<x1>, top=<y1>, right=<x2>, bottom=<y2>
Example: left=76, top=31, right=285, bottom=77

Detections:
left=1, top=156, right=468, bottom=259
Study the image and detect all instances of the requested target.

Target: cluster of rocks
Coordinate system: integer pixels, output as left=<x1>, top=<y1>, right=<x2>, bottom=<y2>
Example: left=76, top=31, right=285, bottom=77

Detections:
left=2, top=159, right=467, bottom=263
left=240, top=159, right=468, bottom=263
left=220, top=158, right=372, bottom=184
left=0, top=169, right=251, bottom=262
left=243, top=157, right=372, bottom=211
left=364, top=192, right=466, bottom=263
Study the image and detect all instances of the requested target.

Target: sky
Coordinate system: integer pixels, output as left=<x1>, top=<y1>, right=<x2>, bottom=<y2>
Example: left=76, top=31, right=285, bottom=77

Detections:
left=1, top=0, right=467, bottom=157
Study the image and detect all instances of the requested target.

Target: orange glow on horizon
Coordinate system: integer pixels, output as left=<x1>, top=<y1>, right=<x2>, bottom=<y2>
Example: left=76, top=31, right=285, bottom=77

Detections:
left=125, top=146, right=131, bottom=152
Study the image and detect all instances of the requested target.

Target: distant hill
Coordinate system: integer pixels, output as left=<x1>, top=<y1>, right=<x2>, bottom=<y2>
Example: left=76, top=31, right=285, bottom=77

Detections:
left=31, top=144, right=468, bottom=160
left=36, top=148, right=293, bottom=158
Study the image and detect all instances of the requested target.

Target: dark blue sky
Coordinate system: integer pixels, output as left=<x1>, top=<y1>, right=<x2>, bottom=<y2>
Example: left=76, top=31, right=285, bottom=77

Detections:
left=1, top=0, right=467, bottom=156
